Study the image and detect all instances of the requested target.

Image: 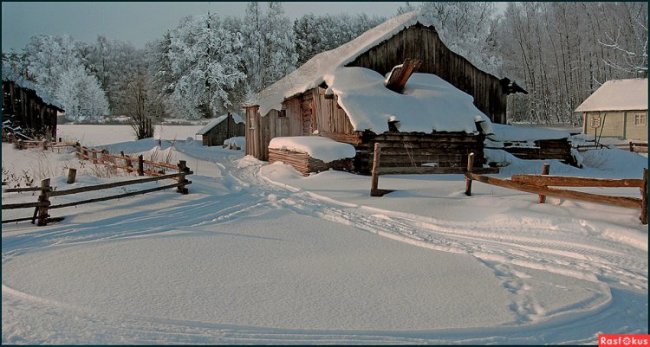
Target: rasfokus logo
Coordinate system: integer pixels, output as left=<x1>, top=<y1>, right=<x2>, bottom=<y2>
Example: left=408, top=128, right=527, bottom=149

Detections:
left=599, top=335, right=650, bottom=347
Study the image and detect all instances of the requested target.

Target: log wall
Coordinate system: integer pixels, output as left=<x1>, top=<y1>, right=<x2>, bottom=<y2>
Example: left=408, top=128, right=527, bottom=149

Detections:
left=2, top=80, right=60, bottom=139
left=354, top=132, right=486, bottom=175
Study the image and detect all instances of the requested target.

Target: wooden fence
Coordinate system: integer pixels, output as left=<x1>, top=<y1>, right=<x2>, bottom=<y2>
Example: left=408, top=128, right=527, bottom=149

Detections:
left=2, top=161, right=192, bottom=226
left=75, top=144, right=180, bottom=177
left=464, top=153, right=648, bottom=224
left=576, top=141, right=648, bottom=153
left=13, top=138, right=78, bottom=152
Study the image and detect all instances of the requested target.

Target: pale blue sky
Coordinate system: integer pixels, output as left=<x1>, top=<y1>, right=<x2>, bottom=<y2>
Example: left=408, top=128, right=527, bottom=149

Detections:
left=1, top=2, right=407, bottom=51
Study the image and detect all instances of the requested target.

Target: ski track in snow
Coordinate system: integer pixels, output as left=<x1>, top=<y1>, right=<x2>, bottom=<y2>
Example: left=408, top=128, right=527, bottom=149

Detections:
left=2, top=144, right=647, bottom=344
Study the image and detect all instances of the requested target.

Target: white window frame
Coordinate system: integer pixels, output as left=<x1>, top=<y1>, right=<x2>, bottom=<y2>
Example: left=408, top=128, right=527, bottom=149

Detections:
left=633, top=113, right=646, bottom=126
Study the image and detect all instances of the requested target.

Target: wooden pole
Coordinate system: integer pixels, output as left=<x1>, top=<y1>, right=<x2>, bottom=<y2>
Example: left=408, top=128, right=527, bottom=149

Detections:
left=370, top=143, right=382, bottom=197
left=67, top=168, right=77, bottom=184
left=91, top=150, right=98, bottom=164
left=465, top=152, right=475, bottom=196
left=538, top=163, right=550, bottom=203
left=177, top=160, right=189, bottom=194
left=138, top=155, right=144, bottom=176
left=629, top=141, right=634, bottom=152
left=641, top=168, right=648, bottom=225
left=41, top=139, right=47, bottom=150
left=36, top=178, right=51, bottom=226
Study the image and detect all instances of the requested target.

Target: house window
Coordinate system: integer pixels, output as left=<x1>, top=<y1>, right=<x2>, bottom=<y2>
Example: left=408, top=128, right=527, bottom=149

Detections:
left=634, top=113, right=646, bottom=126
left=590, top=115, right=602, bottom=128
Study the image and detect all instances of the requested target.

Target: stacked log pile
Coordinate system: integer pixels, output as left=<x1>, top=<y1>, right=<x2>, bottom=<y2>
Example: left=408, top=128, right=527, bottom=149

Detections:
left=268, top=148, right=353, bottom=176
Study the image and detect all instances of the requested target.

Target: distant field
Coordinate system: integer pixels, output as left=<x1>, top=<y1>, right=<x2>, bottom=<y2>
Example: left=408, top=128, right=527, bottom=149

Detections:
left=58, top=124, right=205, bottom=146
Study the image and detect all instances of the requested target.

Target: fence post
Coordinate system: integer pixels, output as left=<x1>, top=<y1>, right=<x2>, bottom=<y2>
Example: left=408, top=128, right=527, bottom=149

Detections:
left=177, top=160, right=189, bottom=194
left=370, top=143, right=382, bottom=197
left=641, top=168, right=648, bottom=225
left=125, top=154, right=133, bottom=173
left=538, top=163, right=551, bottom=203
left=67, top=168, right=77, bottom=184
left=629, top=141, right=634, bottom=152
left=138, top=155, right=144, bottom=176
left=41, top=139, right=47, bottom=150
left=465, top=152, right=475, bottom=196
left=36, top=178, right=51, bottom=226
left=91, top=150, right=98, bottom=164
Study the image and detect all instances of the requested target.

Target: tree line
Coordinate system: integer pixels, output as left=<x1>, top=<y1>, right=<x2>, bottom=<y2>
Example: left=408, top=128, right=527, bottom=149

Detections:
left=1, top=2, right=647, bottom=134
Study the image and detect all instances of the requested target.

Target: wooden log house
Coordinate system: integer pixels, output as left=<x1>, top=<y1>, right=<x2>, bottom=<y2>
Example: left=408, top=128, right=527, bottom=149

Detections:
left=244, top=12, right=527, bottom=174
left=2, top=79, right=63, bottom=140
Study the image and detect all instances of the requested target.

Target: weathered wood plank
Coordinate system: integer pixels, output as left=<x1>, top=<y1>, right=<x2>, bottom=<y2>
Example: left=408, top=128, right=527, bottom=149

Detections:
left=466, top=173, right=642, bottom=209
left=50, top=182, right=189, bottom=209
left=50, top=173, right=183, bottom=197
left=385, top=58, right=422, bottom=93
left=2, top=201, right=45, bottom=209
left=511, top=175, right=644, bottom=188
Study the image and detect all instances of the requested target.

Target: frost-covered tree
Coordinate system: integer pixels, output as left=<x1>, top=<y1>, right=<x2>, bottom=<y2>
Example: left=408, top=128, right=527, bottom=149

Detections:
left=496, top=2, right=647, bottom=124
left=241, top=2, right=265, bottom=94
left=417, top=2, right=501, bottom=75
left=293, top=13, right=385, bottom=66
left=597, top=2, right=648, bottom=78
left=262, top=2, right=297, bottom=88
left=167, top=13, right=246, bottom=119
left=85, top=36, right=142, bottom=112
left=23, top=35, right=81, bottom=97
left=56, top=65, right=109, bottom=122
left=1, top=50, right=26, bottom=79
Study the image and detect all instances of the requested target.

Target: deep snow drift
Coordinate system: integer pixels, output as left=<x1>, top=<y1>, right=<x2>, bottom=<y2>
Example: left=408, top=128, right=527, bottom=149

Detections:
left=2, top=125, right=648, bottom=344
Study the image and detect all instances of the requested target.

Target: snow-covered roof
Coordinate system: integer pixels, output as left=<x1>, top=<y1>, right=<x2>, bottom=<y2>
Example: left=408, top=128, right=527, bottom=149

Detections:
left=324, top=67, right=489, bottom=133
left=196, top=113, right=244, bottom=135
left=269, top=136, right=356, bottom=163
left=251, top=11, right=497, bottom=117
left=575, top=78, right=648, bottom=112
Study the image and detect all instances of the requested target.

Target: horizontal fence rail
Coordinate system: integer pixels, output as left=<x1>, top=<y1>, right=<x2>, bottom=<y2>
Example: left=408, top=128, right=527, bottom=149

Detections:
left=464, top=152, right=648, bottom=224
left=2, top=161, right=192, bottom=226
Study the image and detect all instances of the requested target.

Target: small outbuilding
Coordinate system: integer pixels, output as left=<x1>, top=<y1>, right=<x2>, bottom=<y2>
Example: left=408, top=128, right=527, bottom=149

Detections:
left=575, top=78, right=648, bottom=142
left=2, top=75, right=64, bottom=140
left=196, top=113, right=245, bottom=146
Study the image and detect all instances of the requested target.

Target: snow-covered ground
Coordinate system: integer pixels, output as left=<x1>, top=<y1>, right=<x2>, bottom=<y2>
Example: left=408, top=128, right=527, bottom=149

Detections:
left=2, top=125, right=648, bottom=344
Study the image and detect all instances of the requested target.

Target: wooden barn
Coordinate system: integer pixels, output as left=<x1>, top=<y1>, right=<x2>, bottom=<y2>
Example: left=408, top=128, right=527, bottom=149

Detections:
left=196, top=113, right=245, bottom=146
left=244, top=12, right=526, bottom=174
left=576, top=78, right=648, bottom=142
left=2, top=78, right=63, bottom=140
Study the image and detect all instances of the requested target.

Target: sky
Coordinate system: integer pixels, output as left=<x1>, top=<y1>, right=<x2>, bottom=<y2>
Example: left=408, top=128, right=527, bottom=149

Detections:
left=1, top=2, right=405, bottom=51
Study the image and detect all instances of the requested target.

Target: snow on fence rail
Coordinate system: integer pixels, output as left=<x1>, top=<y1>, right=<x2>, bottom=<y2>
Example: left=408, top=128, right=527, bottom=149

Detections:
left=2, top=161, right=192, bottom=226
left=464, top=153, right=648, bottom=224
